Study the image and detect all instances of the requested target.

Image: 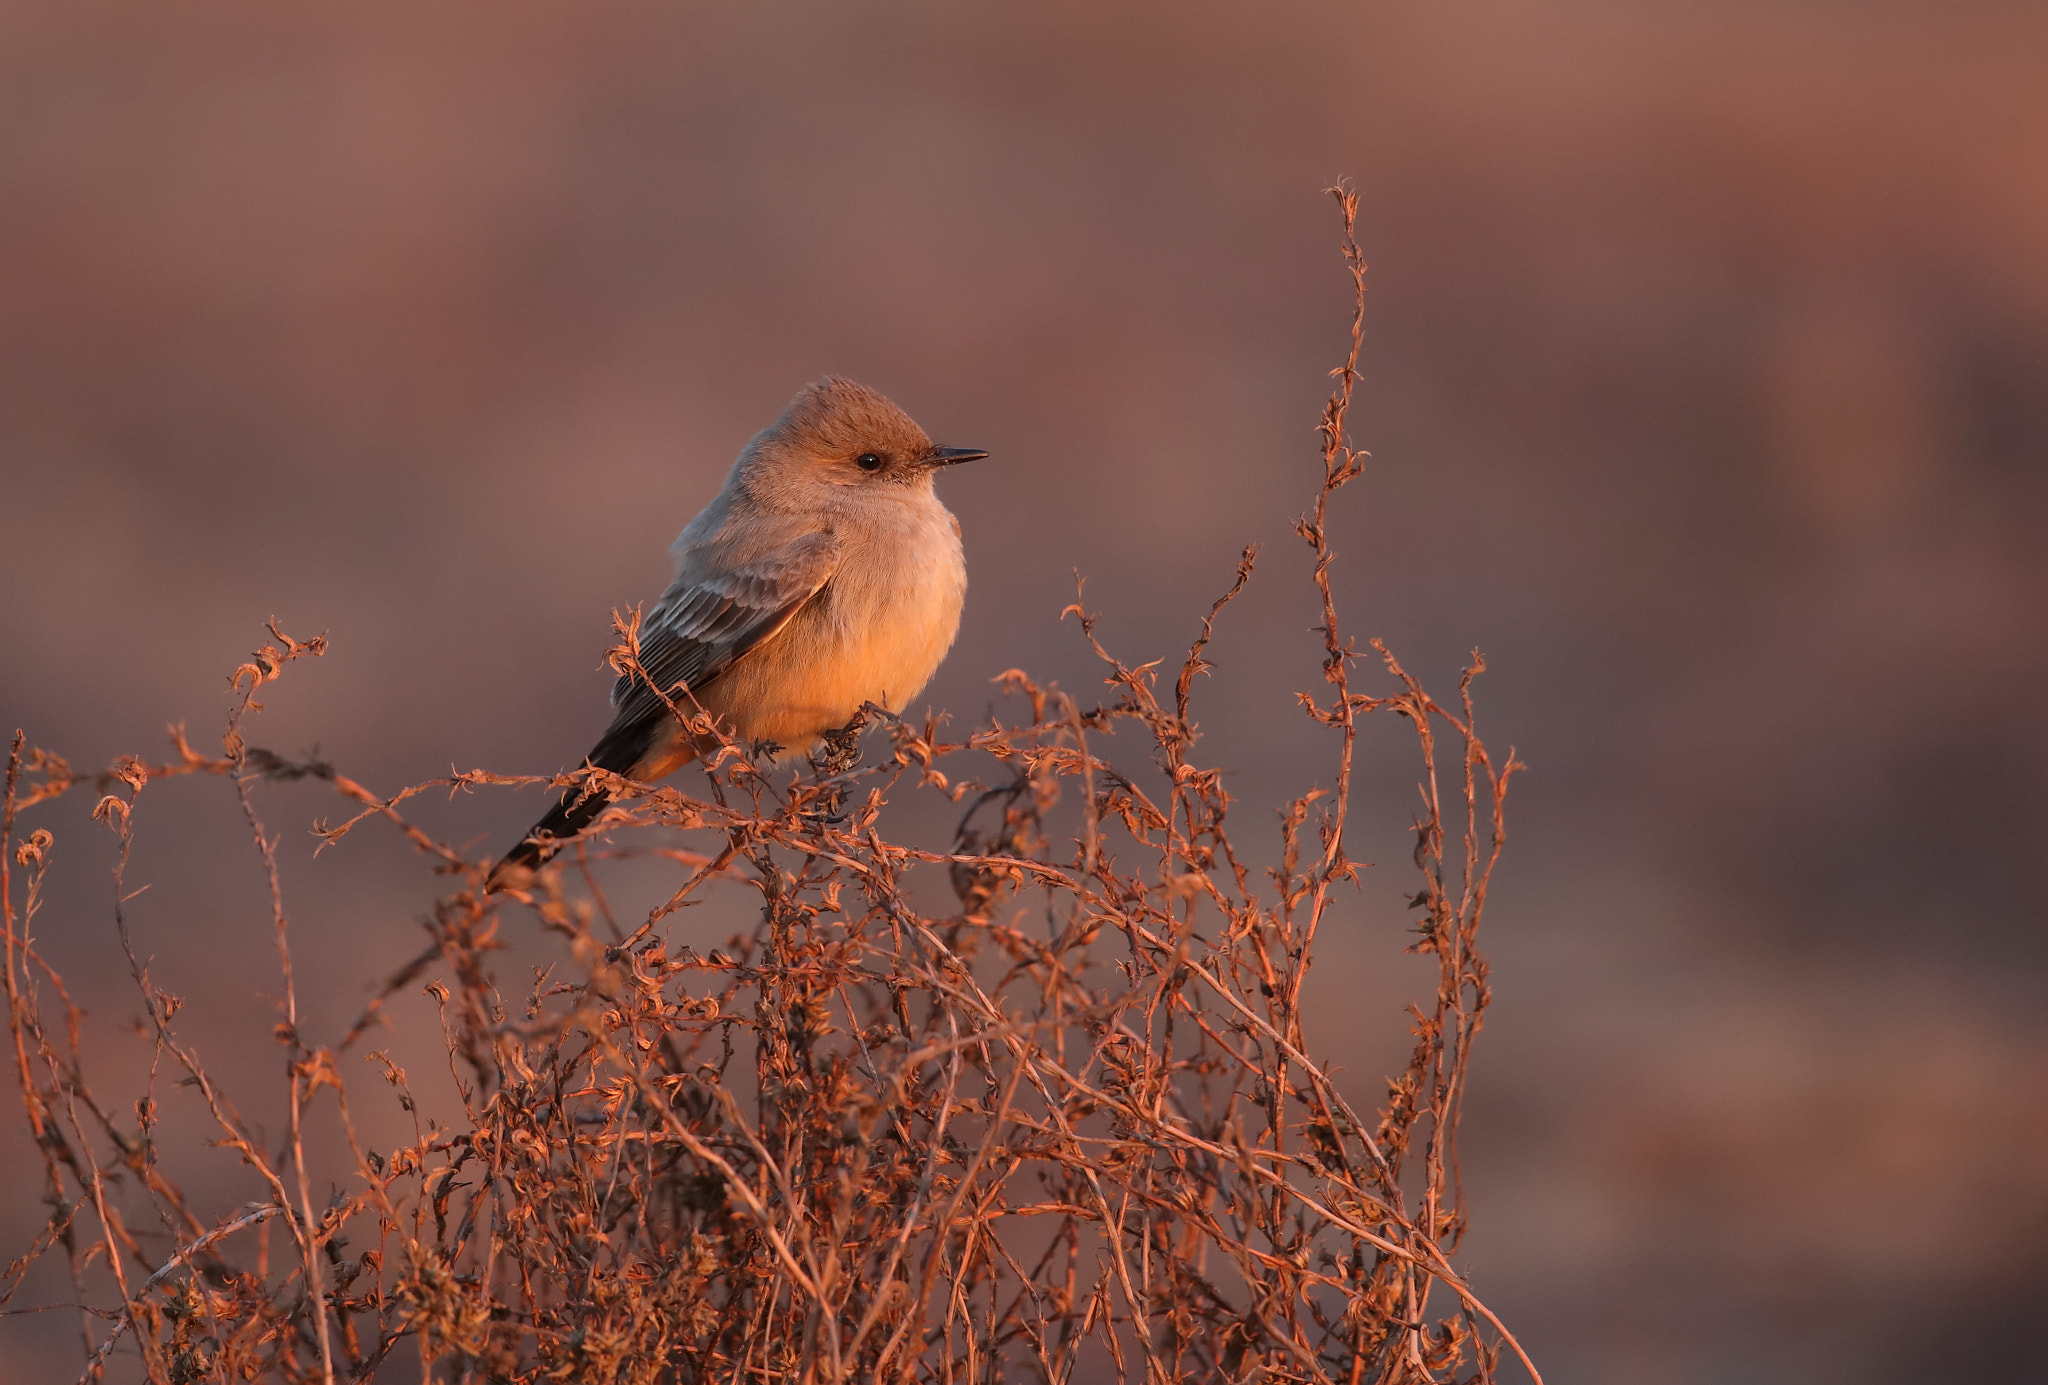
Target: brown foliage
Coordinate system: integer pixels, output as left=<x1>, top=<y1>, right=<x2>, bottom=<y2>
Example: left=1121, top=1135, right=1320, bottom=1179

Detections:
left=2, top=191, right=1531, bottom=1384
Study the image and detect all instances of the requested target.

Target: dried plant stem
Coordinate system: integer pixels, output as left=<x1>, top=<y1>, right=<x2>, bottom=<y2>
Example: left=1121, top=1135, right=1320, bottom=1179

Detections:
left=75, top=1206, right=285, bottom=1385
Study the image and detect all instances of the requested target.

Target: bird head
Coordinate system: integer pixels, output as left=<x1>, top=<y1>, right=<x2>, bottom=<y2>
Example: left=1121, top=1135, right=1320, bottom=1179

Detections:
left=744, top=378, right=987, bottom=499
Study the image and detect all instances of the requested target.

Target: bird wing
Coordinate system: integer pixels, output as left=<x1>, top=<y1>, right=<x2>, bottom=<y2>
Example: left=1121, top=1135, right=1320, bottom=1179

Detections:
left=586, top=530, right=839, bottom=773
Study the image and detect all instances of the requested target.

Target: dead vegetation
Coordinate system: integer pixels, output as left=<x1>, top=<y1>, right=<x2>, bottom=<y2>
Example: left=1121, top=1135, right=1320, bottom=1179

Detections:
left=1, top=190, right=1532, bottom=1384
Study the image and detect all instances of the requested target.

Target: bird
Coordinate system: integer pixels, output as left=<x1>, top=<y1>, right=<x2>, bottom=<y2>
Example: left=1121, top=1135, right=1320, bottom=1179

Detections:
left=488, top=378, right=986, bottom=890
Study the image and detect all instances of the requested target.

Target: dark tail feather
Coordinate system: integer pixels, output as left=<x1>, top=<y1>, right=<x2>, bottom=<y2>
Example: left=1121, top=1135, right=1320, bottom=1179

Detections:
left=487, top=715, right=664, bottom=891
left=487, top=785, right=615, bottom=889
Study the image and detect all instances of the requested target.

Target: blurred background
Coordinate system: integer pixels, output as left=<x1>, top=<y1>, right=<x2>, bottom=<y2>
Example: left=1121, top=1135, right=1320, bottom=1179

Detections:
left=3, top=1, right=2045, bottom=1380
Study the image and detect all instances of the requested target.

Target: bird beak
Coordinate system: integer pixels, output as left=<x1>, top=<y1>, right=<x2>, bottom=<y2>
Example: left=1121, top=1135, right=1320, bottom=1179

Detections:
left=924, top=446, right=990, bottom=467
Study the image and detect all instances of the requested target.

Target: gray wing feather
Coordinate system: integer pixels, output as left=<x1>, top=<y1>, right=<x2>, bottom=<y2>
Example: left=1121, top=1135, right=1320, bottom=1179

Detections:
left=587, top=532, right=837, bottom=771
left=491, top=528, right=838, bottom=882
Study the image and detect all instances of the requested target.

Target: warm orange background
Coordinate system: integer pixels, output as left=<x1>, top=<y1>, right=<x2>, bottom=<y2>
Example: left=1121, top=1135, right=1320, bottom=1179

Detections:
left=4, top=3, right=2046, bottom=1380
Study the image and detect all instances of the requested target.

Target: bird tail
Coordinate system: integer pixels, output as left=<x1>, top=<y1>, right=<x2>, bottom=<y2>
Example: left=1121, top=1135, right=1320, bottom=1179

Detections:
left=486, top=714, right=698, bottom=892
left=486, top=782, right=618, bottom=891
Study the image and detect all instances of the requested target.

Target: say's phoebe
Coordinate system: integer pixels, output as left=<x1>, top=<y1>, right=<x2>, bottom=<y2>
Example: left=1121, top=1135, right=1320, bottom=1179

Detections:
left=489, top=378, right=985, bottom=888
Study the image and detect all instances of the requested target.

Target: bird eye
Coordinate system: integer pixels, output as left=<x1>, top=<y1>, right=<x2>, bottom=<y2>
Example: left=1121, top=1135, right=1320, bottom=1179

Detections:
left=854, top=452, right=885, bottom=472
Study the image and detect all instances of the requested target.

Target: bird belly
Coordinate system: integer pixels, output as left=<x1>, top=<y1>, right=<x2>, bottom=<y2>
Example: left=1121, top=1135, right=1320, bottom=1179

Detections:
left=702, top=545, right=964, bottom=752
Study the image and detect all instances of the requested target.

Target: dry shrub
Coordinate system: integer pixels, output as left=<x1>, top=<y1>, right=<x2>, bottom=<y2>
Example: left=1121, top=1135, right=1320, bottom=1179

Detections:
left=1, top=191, right=1533, bottom=1384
